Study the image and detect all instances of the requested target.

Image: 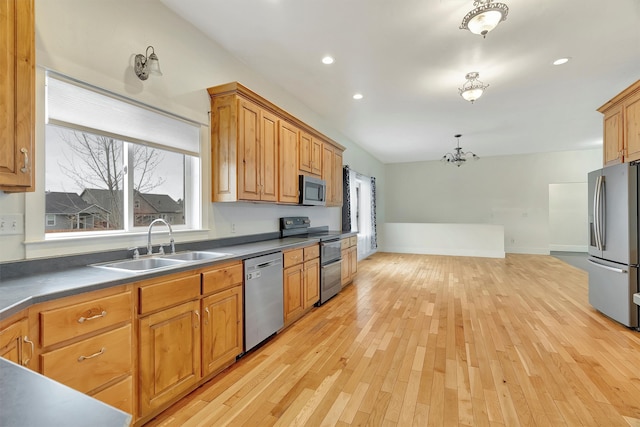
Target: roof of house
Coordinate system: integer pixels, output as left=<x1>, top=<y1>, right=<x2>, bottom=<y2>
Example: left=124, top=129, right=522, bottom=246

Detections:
left=80, top=188, right=123, bottom=215
left=45, top=192, right=108, bottom=215
left=137, top=192, right=183, bottom=214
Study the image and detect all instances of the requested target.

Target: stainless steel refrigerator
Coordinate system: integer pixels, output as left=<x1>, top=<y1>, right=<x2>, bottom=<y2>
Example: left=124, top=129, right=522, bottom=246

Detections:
left=587, top=162, right=639, bottom=328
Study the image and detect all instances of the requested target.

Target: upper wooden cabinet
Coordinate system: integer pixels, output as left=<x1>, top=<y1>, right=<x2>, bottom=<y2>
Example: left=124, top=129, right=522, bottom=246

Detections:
left=598, top=80, right=640, bottom=166
left=279, top=121, right=300, bottom=204
left=208, top=82, right=345, bottom=204
left=322, top=143, right=344, bottom=207
left=0, top=0, right=35, bottom=192
left=299, top=131, right=322, bottom=176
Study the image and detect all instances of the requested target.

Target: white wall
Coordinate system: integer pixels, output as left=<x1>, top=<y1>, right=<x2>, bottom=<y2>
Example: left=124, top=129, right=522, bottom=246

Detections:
left=549, top=183, right=589, bottom=252
left=383, top=149, right=601, bottom=254
left=0, top=0, right=385, bottom=262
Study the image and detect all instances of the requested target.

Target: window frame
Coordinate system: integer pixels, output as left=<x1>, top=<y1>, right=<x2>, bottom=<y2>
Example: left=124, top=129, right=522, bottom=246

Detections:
left=24, top=69, right=209, bottom=258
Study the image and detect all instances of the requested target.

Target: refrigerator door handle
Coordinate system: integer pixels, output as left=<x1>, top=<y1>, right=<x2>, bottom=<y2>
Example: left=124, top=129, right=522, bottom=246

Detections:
left=594, top=175, right=605, bottom=251
left=587, top=258, right=628, bottom=274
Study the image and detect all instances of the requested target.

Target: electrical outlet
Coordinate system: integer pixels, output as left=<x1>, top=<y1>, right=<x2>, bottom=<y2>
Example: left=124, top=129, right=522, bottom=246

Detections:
left=230, top=223, right=236, bottom=234
left=0, top=214, right=24, bottom=235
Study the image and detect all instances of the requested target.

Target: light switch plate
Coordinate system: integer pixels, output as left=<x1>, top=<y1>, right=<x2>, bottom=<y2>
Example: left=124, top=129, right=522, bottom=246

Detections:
left=0, top=214, right=23, bottom=235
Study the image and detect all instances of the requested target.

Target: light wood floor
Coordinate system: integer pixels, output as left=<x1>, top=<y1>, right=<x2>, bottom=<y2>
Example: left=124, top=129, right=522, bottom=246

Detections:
left=146, top=253, right=640, bottom=427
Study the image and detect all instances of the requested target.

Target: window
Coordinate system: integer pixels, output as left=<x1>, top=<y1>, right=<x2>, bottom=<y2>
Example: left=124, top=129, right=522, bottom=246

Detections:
left=44, top=73, right=200, bottom=236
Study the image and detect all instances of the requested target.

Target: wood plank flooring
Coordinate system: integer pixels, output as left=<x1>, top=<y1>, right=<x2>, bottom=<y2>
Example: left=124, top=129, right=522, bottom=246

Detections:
left=145, top=253, right=640, bottom=426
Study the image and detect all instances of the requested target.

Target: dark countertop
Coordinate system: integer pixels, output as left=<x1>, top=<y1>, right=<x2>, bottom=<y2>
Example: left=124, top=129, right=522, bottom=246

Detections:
left=0, top=235, right=327, bottom=321
left=0, top=358, right=132, bottom=427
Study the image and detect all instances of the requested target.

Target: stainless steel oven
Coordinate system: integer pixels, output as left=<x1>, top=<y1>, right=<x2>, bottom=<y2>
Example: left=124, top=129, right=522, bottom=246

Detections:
left=319, top=238, right=342, bottom=305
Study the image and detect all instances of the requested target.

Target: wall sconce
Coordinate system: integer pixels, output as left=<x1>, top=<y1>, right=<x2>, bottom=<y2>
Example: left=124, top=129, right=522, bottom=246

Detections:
left=134, top=46, right=163, bottom=80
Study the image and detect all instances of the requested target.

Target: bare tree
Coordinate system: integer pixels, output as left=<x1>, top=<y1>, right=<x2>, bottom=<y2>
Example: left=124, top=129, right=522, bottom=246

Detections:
left=58, top=131, right=165, bottom=229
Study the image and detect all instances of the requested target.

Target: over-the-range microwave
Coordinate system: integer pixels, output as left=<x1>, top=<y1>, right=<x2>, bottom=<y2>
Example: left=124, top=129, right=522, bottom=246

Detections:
left=299, top=175, right=326, bottom=206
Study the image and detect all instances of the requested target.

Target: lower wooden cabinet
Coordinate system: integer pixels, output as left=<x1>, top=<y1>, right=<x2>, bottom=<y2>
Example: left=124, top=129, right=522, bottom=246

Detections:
left=138, top=299, right=201, bottom=416
left=283, top=263, right=304, bottom=326
left=91, top=375, right=134, bottom=414
left=341, top=237, right=358, bottom=286
left=201, top=285, right=243, bottom=377
left=0, top=317, right=32, bottom=368
left=284, top=245, right=320, bottom=326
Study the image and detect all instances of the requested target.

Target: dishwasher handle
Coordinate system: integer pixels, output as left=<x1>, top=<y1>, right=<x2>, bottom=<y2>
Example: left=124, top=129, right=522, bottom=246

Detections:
left=257, top=260, right=279, bottom=268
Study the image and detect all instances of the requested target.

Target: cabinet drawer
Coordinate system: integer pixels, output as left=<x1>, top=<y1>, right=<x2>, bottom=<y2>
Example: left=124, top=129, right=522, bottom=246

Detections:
left=91, top=375, right=133, bottom=415
left=303, top=244, right=319, bottom=261
left=41, top=324, right=132, bottom=394
left=139, top=274, right=200, bottom=314
left=340, top=238, right=350, bottom=250
left=40, top=292, right=132, bottom=347
left=202, top=262, right=243, bottom=295
left=283, top=249, right=304, bottom=268
left=349, top=236, right=358, bottom=247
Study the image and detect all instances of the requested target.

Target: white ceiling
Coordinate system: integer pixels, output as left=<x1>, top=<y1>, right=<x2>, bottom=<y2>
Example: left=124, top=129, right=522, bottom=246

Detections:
left=160, top=0, right=640, bottom=164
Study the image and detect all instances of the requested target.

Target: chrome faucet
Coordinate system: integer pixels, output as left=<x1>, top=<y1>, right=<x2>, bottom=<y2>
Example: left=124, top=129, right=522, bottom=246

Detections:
left=147, top=218, right=175, bottom=256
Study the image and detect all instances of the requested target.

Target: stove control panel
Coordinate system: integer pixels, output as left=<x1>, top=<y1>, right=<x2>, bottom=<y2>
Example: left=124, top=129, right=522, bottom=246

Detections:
left=280, top=216, right=311, bottom=230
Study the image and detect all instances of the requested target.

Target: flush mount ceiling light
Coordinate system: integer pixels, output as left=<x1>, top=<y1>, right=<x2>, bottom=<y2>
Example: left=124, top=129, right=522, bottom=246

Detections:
left=134, top=46, right=163, bottom=80
left=553, top=57, right=570, bottom=65
left=459, top=72, right=489, bottom=103
left=322, top=56, right=335, bottom=65
left=442, top=134, right=479, bottom=167
left=460, top=0, right=509, bottom=38
left=353, top=93, right=363, bottom=100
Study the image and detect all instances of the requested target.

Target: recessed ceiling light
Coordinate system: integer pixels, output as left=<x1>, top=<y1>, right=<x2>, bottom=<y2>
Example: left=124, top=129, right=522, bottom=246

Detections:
left=322, top=56, right=334, bottom=65
left=353, top=93, right=363, bottom=100
left=553, top=57, right=570, bottom=65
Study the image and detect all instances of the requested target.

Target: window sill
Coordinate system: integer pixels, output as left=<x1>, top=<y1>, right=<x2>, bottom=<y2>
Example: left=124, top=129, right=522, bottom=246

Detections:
left=24, top=229, right=211, bottom=260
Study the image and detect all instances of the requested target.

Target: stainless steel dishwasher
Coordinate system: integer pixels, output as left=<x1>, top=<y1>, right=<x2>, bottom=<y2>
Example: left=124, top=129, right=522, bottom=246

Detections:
left=243, top=252, right=284, bottom=352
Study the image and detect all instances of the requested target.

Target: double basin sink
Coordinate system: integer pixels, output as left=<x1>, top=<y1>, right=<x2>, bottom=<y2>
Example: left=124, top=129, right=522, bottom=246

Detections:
left=91, top=251, right=232, bottom=274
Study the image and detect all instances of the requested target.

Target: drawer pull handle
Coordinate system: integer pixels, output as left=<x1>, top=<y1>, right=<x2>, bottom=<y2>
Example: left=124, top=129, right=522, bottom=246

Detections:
left=22, top=336, right=34, bottom=367
left=78, top=347, right=106, bottom=362
left=78, top=310, right=107, bottom=323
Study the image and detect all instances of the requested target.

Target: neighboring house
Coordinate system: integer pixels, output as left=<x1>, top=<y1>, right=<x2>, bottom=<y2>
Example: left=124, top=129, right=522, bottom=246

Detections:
left=80, top=188, right=183, bottom=228
left=45, top=191, right=111, bottom=232
left=134, top=192, right=184, bottom=226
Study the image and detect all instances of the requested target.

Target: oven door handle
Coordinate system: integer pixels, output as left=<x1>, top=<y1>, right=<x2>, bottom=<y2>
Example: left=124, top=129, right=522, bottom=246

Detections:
left=322, top=259, right=342, bottom=268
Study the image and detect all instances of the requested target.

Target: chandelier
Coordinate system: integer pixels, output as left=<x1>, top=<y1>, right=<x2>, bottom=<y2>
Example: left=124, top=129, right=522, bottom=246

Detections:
left=460, top=0, right=509, bottom=38
left=442, top=134, right=479, bottom=167
left=459, top=72, right=488, bottom=103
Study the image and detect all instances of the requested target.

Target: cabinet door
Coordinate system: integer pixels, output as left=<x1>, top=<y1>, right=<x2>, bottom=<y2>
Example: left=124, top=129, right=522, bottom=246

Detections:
left=260, top=109, right=279, bottom=201
left=237, top=99, right=261, bottom=201
left=349, top=246, right=358, bottom=278
left=311, top=137, right=322, bottom=176
left=625, top=97, right=640, bottom=163
left=139, top=300, right=201, bottom=416
left=341, top=248, right=350, bottom=286
left=0, top=318, right=31, bottom=367
left=0, top=0, right=35, bottom=192
left=603, top=107, right=624, bottom=166
left=303, top=258, right=320, bottom=309
left=299, top=131, right=312, bottom=173
left=322, top=144, right=334, bottom=204
left=332, top=149, right=343, bottom=206
left=202, top=286, right=243, bottom=377
left=283, top=264, right=304, bottom=325
left=279, top=121, right=299, bottom=203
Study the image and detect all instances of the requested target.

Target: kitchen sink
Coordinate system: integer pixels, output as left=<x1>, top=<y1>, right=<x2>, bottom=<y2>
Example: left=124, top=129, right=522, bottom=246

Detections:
left=95, top=257, right=185, bottom=272
left=91, top=251, right=232, bottom=273
left=162, top=251, right=230, bottom=261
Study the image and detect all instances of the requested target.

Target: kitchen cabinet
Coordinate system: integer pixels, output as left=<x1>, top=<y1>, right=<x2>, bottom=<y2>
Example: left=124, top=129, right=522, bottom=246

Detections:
left=0, top=316, right=32, bottom=368
left=210, top=94, right=278, bottom=202
left=0, top=0, right=35, bottom=192
left=598, top=80, right=640, bottom=166
left=341, top=236, right=358, bottom=286
left=299, top=131, right=322, bottom=176
left=35, top=286, right=134, bottom=414
left=283, top=245, right=320, bottom=326
left=138, top=273, right=201, bottom=416
left=201, top=261, right=243, bottom=377
left=208, top=82, right=345, bottom=205
left=322, top=143, right=344, bottom=207
left=279, top=121, right=300, bottom=203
